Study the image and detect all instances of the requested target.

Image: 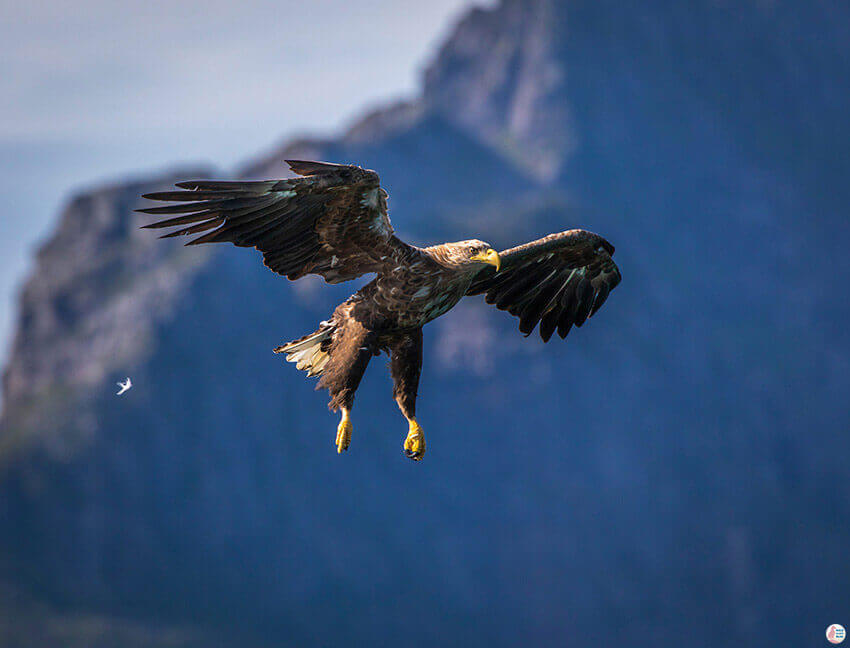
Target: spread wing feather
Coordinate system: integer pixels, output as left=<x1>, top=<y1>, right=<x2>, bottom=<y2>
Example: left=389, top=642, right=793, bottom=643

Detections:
left=466, top=230, right=621, bottom=342
left=138, top=160, right=413, bottom=284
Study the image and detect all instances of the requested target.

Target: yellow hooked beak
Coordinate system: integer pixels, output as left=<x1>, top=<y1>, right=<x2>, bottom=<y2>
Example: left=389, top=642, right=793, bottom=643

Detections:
left=471, top=248, right=501, bottom=272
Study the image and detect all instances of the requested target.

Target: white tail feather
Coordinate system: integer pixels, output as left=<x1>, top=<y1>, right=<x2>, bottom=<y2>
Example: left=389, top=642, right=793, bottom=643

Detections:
left=274, top=322, right=335, bottom=376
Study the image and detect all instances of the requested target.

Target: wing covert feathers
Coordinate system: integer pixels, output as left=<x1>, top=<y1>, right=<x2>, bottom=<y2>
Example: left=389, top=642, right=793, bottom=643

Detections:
left=466, top=229, right=621, bottom=342
left=138, top=161, right=408, bottom=284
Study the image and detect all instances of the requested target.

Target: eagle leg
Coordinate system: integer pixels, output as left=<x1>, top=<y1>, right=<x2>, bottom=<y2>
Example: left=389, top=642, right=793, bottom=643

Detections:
left=389, top=329, right=425, bottom=461
left=336, top=407, right=352, bottom=453
left=317, top=316, right=373, bottom=454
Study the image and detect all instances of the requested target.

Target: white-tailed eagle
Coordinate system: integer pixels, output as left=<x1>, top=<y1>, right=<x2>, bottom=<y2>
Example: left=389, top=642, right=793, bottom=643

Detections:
left=140, top=160, right=621, bottom=461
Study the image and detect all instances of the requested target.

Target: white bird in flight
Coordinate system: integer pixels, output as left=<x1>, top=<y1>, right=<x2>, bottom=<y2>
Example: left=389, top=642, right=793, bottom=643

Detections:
left=116, top=377, right=132, bottom=395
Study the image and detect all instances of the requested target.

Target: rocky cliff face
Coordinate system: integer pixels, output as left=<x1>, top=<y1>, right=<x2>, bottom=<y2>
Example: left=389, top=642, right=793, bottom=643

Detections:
left=423, top=0, right=572, bottom=180
left=0, top=170, right=213, bottom=465
left=2, top=1, right=849, bottom=647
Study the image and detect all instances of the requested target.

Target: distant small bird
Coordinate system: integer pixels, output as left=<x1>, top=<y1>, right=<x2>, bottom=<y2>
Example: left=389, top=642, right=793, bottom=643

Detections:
left=140, top=160, right=621, bottom=461
left=116, top=377, right=132, bottom=395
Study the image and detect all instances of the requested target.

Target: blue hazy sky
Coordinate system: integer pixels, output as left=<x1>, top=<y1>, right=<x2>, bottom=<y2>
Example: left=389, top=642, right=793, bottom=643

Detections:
left=0, top=0, right=487, bottom=365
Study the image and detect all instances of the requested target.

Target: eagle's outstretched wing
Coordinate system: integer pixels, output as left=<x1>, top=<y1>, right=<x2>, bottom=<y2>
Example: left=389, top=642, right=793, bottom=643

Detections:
left=138, top=160, right=413, bottom=284
left=466, top=230, right=621, bottom=342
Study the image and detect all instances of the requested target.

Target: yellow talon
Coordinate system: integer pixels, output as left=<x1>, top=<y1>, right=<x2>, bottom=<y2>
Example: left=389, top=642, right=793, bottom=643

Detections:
left=403, top=418, right=426, bottom=461
left=336, top=408, right=352, bottom=453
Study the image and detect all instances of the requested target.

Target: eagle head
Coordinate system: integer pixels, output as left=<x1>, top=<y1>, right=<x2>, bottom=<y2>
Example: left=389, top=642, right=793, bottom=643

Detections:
left=443, top=239, right=501, bottom=272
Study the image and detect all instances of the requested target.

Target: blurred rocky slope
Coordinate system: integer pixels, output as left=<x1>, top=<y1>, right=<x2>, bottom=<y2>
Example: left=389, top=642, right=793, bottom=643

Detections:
left=0, top=580, right=237, bottom=648
left=2, top=1, right=849, bottom=646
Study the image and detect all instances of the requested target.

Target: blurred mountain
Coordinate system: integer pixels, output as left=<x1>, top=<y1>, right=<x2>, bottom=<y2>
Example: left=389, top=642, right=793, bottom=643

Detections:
left=0, top=580, right=237, bottom=648
left=2, top=1, right=849, bottom=646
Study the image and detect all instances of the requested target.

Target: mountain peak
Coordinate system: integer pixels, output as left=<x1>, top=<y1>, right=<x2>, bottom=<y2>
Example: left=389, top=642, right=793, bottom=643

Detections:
left=423, top=0, right=570, bottom=180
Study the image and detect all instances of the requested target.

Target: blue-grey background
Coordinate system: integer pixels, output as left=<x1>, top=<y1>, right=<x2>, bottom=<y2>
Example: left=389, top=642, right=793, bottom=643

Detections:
left=1, top=0, right=848, bottom=646
left=0, top=0, right=481, bottom=365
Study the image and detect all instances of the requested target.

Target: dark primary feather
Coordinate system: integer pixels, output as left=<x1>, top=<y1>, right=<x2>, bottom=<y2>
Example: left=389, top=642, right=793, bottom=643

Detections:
left=137, top=161, right=412, bottom=284
left=466, top=230, right=621, bottom=341
left=285, top=160, right=351, bottom=176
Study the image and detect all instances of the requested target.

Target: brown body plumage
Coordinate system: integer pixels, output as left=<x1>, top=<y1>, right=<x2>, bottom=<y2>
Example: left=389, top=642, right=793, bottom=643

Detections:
left=139, top=160, right=621, bottom=461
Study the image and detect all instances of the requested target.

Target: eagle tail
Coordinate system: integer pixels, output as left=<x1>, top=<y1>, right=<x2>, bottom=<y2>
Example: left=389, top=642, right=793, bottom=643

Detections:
left=274, top=321, right=336, bottom=377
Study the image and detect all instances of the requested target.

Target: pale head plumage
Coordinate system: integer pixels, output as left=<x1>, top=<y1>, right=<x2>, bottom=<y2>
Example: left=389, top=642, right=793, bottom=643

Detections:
left=427, top=239, right=501, bottom=272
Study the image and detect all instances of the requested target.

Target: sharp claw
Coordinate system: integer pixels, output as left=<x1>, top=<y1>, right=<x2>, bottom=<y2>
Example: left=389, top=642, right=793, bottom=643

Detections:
left=402, top=418, right=426, bottom=461
left=336, top=409, right=352, bottom=454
